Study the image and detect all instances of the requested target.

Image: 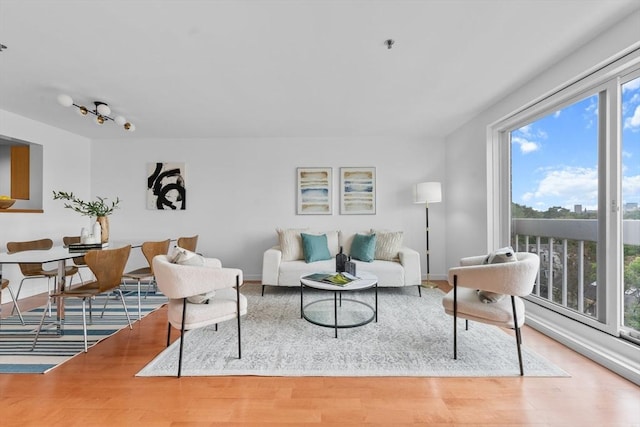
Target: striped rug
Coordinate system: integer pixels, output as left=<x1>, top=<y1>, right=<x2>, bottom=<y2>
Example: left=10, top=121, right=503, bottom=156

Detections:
left=0, top=290, right=167, bottom=373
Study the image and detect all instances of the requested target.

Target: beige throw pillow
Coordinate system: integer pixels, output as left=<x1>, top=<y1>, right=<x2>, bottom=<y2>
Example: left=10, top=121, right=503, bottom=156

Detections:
left=277, top=228, right=308, bottom=261
left=170, top=246, right=205, bottom=266
left=372, top=229, right=403, bottom=261
left=170, top=246, right=211, bottom=303
left=478, top=246, right=517, bottom=303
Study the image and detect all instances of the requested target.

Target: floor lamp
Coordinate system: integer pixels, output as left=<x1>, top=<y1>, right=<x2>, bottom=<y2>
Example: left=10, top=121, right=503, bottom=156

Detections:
left=413, top=182, right=442, bottom=288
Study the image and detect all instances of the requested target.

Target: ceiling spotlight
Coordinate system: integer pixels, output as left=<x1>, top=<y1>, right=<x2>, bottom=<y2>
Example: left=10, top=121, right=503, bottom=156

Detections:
left=57, top=94, right=135, bottom=132
left=385, top=39, right=395, bottom=49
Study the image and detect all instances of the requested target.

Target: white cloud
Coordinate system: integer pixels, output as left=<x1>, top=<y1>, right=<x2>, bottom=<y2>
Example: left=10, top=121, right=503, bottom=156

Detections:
left=623, top=78, right=640, bottom=92
left=518, top=164, right=640, bottom=211
left=554, top=110, right=561, bottom=118
left=624, top=105, right=640, bottom=131
left=518, top=124, right=532, bottom=136
left=622, top=174, right=640, bottom=197
left=512, top=136, right=540, bottom=154
left=519, top=166, right=597, bottom=210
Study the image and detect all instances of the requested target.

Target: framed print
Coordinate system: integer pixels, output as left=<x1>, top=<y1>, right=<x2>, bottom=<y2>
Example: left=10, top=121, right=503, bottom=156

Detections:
left=340, top=167, right=376, bottom=215
left=297, top=167, right=332, bottom=215
left=147, top=162, right=186, bottom=210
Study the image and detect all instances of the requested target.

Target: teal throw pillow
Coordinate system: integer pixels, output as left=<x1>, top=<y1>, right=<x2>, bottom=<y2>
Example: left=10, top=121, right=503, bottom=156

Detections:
left=350, top=233, right=377, bottom=262
left=300, top=233, right=332, bottom=263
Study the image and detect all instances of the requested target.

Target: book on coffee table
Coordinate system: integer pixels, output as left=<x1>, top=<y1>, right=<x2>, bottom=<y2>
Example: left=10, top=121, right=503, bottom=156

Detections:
left=303, top=272, right=359, bottom=286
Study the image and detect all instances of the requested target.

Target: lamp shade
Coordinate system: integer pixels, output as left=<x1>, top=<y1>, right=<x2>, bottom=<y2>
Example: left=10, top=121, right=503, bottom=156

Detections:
left=413, top=182, right=442, bottom=204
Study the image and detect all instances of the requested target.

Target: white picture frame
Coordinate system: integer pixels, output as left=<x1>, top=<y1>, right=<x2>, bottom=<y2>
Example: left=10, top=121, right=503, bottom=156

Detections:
left=297, top=167, right=332, bottom=215
left=340, top=167, right=376, bottom=215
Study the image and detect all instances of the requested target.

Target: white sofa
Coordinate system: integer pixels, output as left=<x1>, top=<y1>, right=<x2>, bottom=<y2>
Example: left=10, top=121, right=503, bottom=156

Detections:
left=261, top=229, right=422, bottom=295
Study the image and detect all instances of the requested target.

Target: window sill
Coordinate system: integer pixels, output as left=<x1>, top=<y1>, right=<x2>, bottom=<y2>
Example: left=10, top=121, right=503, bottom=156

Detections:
left=525, top=301, right=640, bottom=386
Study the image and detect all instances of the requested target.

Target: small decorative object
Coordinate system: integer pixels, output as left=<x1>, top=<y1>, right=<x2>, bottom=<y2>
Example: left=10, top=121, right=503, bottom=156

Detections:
left=147, top=162, right=186, bottom=210
left=0, top=195, right=16, bottom=209
left=335, top=246, right=347, bottom=273
left=297, top=167, right=332, bottom=215
left=53, top=190, right=120, bottom=244
left=345, top=256, right=357, bottom=277
left=340, top=167, right=376, bottom=215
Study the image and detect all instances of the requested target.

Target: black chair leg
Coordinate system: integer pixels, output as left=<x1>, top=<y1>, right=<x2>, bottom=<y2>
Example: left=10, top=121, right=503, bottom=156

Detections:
left=261, top=284, right=266, bottom=296
left=417, top=285, right=422, bottom=297
left=236, top=275, right=242, bottom=359
left=453, top=275, right=457, bottom=360
left=511, top=295, right=524, bottom=376
left=166, top=322, right=172, bottom=346
left=177, top=298, right=187, bottom=378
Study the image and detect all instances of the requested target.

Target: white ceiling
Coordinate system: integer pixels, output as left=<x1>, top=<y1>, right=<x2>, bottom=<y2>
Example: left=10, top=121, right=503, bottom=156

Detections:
left=1, top=0, right=639, bottom=140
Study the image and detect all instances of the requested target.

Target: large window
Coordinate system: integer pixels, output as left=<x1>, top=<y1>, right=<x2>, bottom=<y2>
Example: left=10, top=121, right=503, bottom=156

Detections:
left=511, top=94, right=600, bottom=319
left=621, top=74, right=640, bottom=339
left=494, top=53, right=640, bottom=343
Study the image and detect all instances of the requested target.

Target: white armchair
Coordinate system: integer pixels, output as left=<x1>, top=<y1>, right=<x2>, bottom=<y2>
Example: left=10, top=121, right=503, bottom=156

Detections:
left=441, top=252, right=540, bottom=375
left=152, top=255, right=247, bottom=377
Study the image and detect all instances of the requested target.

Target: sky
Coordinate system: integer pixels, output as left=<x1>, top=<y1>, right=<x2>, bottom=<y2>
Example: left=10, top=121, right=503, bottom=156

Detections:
left=511, top=76, right=640, bottom=212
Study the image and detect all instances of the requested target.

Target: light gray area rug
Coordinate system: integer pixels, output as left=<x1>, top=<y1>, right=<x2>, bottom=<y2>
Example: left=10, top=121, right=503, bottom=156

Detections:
left=137, top=285, right=569, bottom=377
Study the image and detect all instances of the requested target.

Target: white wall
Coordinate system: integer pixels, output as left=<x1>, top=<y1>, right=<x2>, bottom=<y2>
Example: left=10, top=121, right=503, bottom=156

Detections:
left=0, top=109, right=91, bottom=297
left=91, top=136, right=446, bottom=281
left=444, top=8, right=640, bottom=269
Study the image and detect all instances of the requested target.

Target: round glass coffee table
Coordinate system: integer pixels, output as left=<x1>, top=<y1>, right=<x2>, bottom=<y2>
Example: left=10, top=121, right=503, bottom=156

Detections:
left=300, top=271, right=378, bottom=338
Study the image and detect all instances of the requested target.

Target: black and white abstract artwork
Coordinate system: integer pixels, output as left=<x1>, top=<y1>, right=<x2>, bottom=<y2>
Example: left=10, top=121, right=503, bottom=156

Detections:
left=147, top=162, right=186, bottom=210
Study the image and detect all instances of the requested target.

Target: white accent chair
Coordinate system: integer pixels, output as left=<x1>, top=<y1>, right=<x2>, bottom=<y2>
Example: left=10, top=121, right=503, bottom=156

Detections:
left=441, top=252, right=540, bottom=375
left=152, top=254, right=247, bottom=378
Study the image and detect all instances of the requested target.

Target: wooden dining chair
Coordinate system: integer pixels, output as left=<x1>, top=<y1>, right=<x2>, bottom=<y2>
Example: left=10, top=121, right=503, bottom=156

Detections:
left=176, top=235, right=198, bottom=252
left=121, top=239, right=171, bottom=319
left=32, top=245, right=132, bottom=352
left=1, top=278, right=24, bottom=325
left=7, top=238, right=78, bottom=317
left=63, top=236, right=90, bottom=284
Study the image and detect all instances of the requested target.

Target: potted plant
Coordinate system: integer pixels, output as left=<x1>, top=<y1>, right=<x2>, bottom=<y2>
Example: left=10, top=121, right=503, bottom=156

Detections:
left=53, top=191, right=120, bottom=243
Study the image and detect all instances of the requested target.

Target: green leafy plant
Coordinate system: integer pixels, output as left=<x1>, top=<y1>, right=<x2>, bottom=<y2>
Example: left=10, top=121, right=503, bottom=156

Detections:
left=53, top=190, right=120, bottom=217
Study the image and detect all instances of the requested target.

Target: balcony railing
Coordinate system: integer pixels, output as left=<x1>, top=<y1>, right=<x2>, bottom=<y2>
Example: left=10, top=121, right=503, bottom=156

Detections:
left=513, top=218, right=640, bottom=321
left=512, top=218, right=598, bottom=317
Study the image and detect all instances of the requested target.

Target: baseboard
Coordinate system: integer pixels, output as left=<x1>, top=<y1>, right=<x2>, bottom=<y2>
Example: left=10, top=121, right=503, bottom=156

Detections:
left=525, top=302, right=640, bottom=386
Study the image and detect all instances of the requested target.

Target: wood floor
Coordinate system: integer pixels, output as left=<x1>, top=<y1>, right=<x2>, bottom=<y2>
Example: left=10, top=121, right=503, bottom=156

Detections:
left=1, top=282, right=639, bottom=426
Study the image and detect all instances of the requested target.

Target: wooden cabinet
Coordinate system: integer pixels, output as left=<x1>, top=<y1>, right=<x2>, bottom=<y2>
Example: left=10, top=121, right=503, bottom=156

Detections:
left=10, top=145, right=29, bottom=199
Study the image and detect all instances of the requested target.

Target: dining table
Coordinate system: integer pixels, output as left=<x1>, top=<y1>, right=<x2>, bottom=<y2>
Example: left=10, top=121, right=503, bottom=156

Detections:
left=0, top=240, right=163, bottom=335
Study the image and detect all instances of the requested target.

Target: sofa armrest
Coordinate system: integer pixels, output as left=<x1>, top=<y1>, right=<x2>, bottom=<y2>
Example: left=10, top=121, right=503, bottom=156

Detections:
left=398, top=246, right=421, bottom=286
left=262, top=245, right=282, bottom=286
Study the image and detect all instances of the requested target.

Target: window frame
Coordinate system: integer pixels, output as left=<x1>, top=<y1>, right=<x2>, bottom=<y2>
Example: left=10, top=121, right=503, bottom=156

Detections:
left=488, top=48, right=640, bottom=338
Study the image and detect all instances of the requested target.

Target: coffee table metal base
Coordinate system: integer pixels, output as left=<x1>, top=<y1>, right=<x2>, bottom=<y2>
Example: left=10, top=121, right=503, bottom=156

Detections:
left=300, top=280, right=378, bottom=338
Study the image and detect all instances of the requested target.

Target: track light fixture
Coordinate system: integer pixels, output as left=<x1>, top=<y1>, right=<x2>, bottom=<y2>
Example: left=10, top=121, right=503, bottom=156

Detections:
left=57, top=94, right=135, bottom=131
